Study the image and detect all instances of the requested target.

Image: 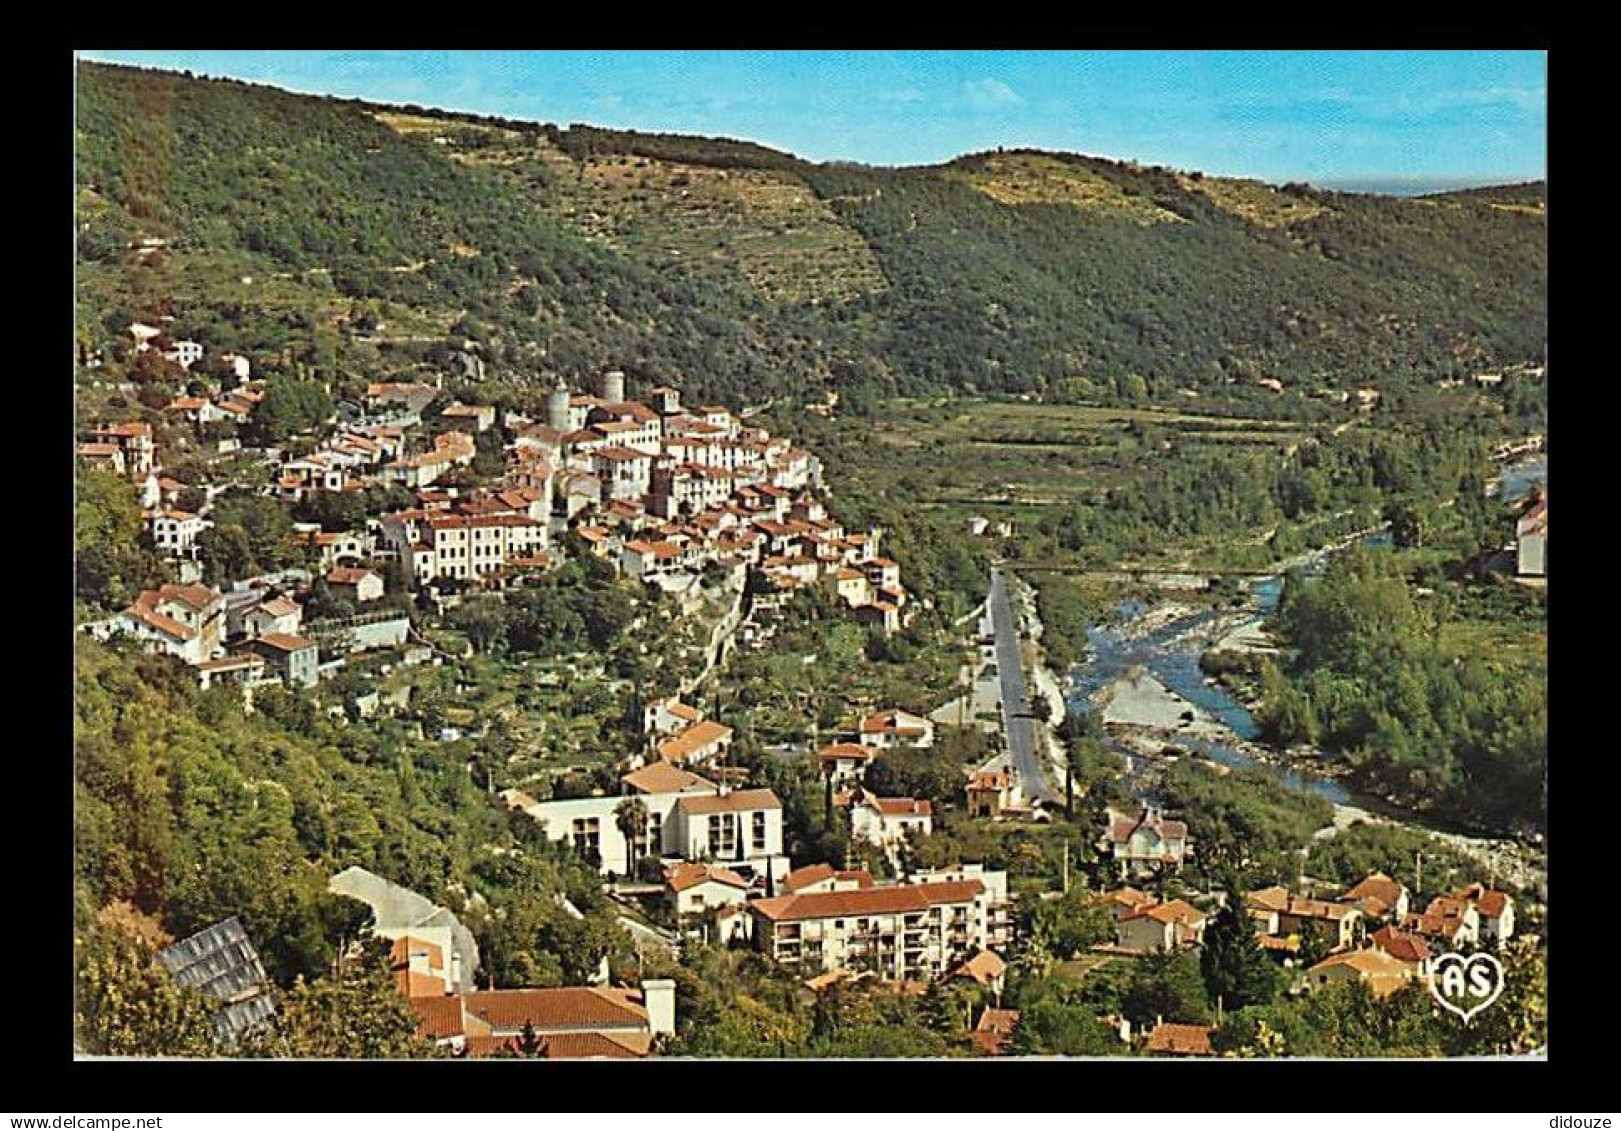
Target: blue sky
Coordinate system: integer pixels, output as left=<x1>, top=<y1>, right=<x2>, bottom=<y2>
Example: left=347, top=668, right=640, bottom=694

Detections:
left=78, top=50, right=1546, bottom=185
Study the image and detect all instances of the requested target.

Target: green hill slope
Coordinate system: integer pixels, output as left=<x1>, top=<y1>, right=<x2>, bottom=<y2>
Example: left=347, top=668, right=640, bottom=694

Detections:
left=76, top=62, right=1546, bottom=403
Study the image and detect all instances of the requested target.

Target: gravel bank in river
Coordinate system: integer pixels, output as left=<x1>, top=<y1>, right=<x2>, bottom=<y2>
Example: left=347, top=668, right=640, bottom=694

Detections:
left=1099, top=670, right=1228, bottom=738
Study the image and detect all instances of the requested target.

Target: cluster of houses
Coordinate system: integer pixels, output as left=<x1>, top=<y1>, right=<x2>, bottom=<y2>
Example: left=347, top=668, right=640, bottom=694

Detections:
left=494, top=693, right=1014, bottom=994
left=1090, top=866, right=1516, bottom=1005
left=1065, top=867, right=1520, bottom=1057
left=514, top=372, right=908, bottom=633
left=80, top=362, right=920, bottom=725
left=328, top=866, right=673, bottom=1058
left=500, top=700, right=945, bottom=886
left=83, top=562, right=402, bottom=695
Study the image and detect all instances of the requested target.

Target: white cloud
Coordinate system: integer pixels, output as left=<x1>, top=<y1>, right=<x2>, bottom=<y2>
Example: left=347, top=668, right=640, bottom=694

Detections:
left=963, top=77, right=1023, bottom=109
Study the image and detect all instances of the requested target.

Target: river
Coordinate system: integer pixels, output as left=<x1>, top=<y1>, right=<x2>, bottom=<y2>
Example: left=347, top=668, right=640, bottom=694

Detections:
left=1498, top=456, right=1546, bottom=505
left=1058, top=461, right=1546, bottom=895
left=1067, top=530, right=1395, bottom=807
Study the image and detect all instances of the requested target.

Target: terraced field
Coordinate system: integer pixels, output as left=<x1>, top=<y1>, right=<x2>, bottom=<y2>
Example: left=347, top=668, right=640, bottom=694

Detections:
left=375, top=112, right=889, bottom=307
left=946, top=152, right=1185, bottom=225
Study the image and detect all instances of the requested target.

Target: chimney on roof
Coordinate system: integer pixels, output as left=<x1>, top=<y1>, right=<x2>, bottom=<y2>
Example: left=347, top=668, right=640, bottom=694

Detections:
left=642, top=977, right=676, bottom=1037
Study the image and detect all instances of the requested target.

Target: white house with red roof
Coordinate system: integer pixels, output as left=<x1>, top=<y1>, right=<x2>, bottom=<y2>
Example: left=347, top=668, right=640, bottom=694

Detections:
left=1454, top=883, right=1515, bottom=948
left=379, top=508, right=546, bottom=588
left=654, top=719, right=734, bottom=768
left=110, top=584, right=225, bottom=665
left=238, top=632, right=319, bottom=688
left=781, top=863, right=877, bottom=896
left=146, top=507, right=209, bottom=558
left=663, top=861, right=752, bottom=920
left=242, top=595, right=303, bottom=640
left=325, top=566, right=384, bottom=603
left=849, top=790, right=934, bottom=857
left=858, top=708, right=935, bottom=750
left=641, top=696, right=706, bottom=738
left=86, top=421, right=156, bottom=478
left=818, top=742, right=876, bottom=792
left=1104, top=806, right=1192, bottom=877
left=1116, top=898, right=1208, bottom=954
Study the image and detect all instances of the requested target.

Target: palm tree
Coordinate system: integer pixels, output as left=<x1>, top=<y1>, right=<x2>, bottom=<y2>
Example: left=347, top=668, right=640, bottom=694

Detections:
left=615, top=796, right=650, bottom=879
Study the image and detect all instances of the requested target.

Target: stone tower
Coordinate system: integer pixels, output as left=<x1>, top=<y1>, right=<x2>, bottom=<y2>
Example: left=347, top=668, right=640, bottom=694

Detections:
left=546, top=378, right=571, bottom=432
left=601, top=369, right=626, bottom=404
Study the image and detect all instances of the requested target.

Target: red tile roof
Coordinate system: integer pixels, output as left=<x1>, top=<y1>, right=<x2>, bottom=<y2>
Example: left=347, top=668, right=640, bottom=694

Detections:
left=664, top=861, right=750, bottom=893
left=973, top=1007, right=1021, bottom=1055
left=1109, top=808, right=1189, bottom=843
left=462, top=987, right=648, bottom=1033
left=1126, top=899, right=1206, bottom=927
left=253, top=632, right=316, bottom=653
left=1308, top=947, right=1415, bottom=996
left=536, top=1030, right=652, bottom=1059
left=782, top=863, right=835, bottom=893
left=872, top=797, right=933, bottom=818
left=410, top=995, right=466, bottom=1041
left=620, top=762, right=717, bottom=795
left=953, top=949, right=1007, bottom=985
left=859, top=709, right=929, bottom=735
left=1343, top=872, right=1406, bottom=909
left=819, top=742, right=874, bottom=762
left=751, top=886, right=933, bottom=922
left=1370, top=925, right=1433, bottom=965
left=1145, top=1022, right=1213, bottom=1056
left=656, top=720, right=734, bottom=764
left=326, top=566, right=379, bottom=586
left=674, top=788, right=780, bottom=816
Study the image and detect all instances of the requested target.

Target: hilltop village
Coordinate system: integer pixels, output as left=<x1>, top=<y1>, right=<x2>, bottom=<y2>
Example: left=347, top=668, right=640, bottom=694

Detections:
left=75, top=326, right=1536, bottom=1060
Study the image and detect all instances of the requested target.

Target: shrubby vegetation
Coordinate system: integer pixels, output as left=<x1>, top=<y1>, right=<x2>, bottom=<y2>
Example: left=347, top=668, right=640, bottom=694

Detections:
left=1033, top=574, right=1095, bottom=673
left=76, top=464, right=167, bottom=613
left=1158, top=760, right=1334, bottom=886
left=1260, top=546, right=1546, bottom=834
left=73, top=638, right=627, bottom=1054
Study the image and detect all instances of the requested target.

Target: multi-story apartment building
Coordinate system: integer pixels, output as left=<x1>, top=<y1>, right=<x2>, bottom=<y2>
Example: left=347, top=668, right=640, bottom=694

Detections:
left=749, top=878, right=994, bottom=982
left=905, top=864, right=1015, bottom=953
left=501, top=784, right=787, bottom=883
left=380, top=510, right=547, bottom=588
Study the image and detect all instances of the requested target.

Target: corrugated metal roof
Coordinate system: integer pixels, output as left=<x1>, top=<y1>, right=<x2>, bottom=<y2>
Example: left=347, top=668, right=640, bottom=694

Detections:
left=156, top=917, right=276, bottom=1043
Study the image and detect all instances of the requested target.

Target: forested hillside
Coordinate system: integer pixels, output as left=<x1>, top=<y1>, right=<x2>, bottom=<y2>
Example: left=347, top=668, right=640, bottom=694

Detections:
left=74, top=638, right=628, bottom=991
left=77, top=62, right=1545, bottom=407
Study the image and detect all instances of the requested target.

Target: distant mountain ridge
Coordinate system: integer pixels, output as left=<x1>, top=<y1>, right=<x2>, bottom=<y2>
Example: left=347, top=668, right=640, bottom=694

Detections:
left=75, top=62, right=1546, bottom=406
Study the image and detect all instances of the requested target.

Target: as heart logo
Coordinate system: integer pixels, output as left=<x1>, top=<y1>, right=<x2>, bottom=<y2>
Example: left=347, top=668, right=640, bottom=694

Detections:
left=1427, top=950, right=1505, bottom=1023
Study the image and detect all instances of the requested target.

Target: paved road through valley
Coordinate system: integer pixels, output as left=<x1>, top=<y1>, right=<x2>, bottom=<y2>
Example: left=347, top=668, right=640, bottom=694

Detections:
left=988, top=568, right=1057, bottom=802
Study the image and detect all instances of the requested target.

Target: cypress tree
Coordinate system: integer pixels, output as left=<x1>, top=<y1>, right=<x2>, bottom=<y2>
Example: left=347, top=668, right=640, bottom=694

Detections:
left=1200, top=887, right=1281, bottom=1011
